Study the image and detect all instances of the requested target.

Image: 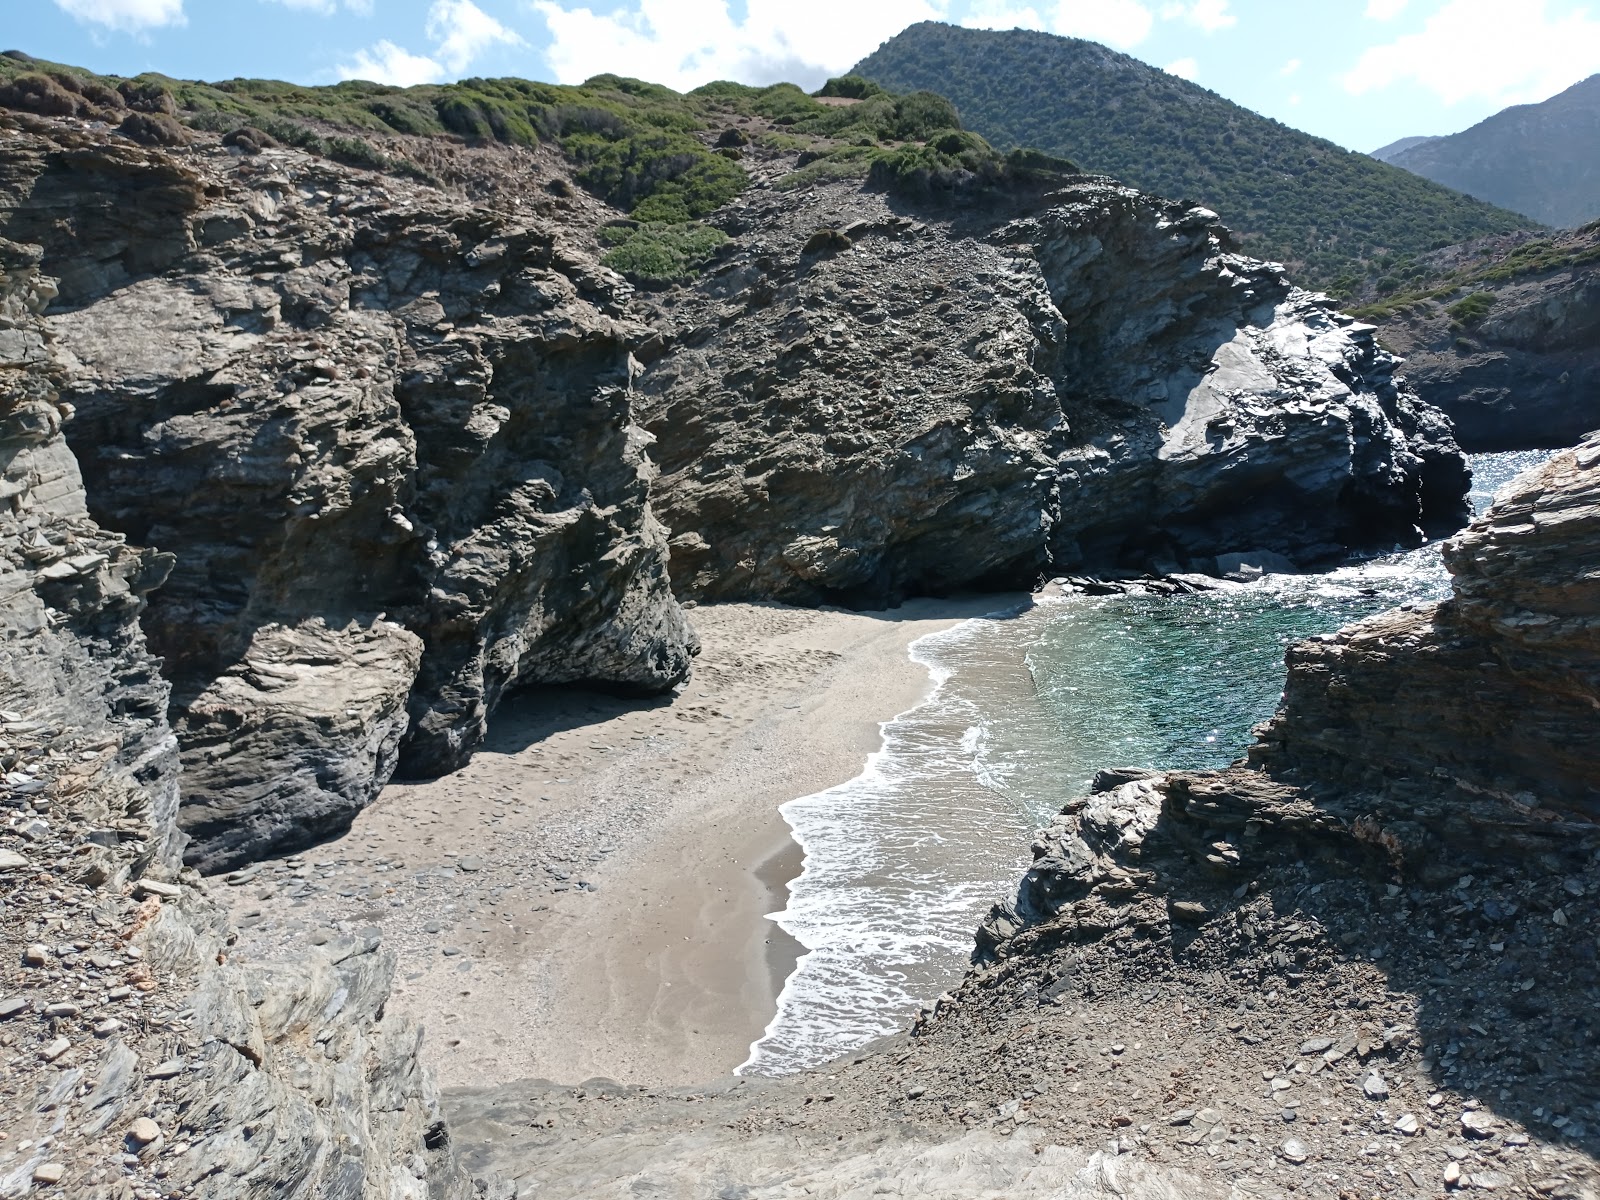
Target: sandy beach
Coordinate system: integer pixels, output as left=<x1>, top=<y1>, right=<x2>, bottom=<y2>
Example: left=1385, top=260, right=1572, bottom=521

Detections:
left=222, top=597, right=1020, bottom=1089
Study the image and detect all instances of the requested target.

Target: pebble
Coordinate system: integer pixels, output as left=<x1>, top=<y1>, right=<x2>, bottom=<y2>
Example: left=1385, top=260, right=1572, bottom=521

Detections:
left=1298, top=1037, right=1334, bottom=1055
left=31, top=1164, right=63, bottom=1185
left=1461, top=1110, right=1499, bottom=1138
left=1279, top=1137, right=1310, bottom=1164
left=40, top=1036, right=70, bottom=1061
left=459, top=856, right=483, bottom=872
left=1393, top=1113, right=1419, bottom=1135
left=1444, top=1161, right=1462, bottom=1186
left=23, top=943, right=49, bottom=966
left=43, top=1002, right=80, bottom=1018
left=0, top=848, right=30, bottom=871
left=146, top=1060, right=185, bottom=1079
left=128, top=1117, right=160, bottom=1145
left=1362, top=1070, right=1389, bottom=1100
left=0, top=996, right=29, bottom=1019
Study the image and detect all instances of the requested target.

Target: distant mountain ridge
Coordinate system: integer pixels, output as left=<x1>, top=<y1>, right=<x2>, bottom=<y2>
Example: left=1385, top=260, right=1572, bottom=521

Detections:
left=1371, top=135, right=1438, bottom=163
left=1385, top=75, right=1600, bottom=229
left=852, top=22, right=1534, bottom=290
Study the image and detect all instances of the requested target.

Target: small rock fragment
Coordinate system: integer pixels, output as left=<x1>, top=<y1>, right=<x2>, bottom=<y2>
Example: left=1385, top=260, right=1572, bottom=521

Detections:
left=32, top=1164, right=64, bottom=1185
left=1461, top=1110, right=1498, bottom=1138
left=1393, top=1113, right=1419, bottom=1135
left=1279, top=1138, right=1310, bottom=1164
left=128, top=1117, right=161, bottom=1145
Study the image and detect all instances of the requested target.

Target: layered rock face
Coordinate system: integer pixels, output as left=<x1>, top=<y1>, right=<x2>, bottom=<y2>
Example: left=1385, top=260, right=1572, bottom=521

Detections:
left=1373, top=229, right=1600, bottom=452
left=0, top=115, right=696, bottom=869
left=1251, top=431, right=1600, bottom=843
left=1, top=234, right=468, bottom=1199
left=640, top=178, right=1467, bottom=604
left=940, top=441, right=1600, bottom=1195
left=1017, top=187, right=1468, bottom=569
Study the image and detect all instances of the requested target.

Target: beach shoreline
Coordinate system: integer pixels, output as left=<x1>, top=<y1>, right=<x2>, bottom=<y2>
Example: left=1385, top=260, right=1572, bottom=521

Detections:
left=221, top=596, right=1023, bottom=1089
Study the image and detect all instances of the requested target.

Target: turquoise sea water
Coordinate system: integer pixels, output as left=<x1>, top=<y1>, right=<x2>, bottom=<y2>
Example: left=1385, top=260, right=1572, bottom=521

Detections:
left=741, top=451, right=1554, bottom=1076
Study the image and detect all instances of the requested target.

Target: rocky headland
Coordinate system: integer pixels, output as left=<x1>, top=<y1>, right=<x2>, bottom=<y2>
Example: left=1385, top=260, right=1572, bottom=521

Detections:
left=1361, top=224, right=1600, bottom=453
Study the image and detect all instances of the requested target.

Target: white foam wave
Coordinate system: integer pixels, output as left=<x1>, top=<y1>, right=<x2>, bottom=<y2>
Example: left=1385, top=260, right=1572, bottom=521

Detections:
left=739, top=613, right=1045, bottom=1076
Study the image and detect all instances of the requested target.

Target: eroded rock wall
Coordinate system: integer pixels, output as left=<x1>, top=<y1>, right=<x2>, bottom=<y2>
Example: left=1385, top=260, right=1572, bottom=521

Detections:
left=0, top=115, right=697, bottom=869
left=1250, top=431, right=1600, bottom=847
left=0, top=232, right=469, bottom=1199
left=1372, top=232, right=1600, bottom=453
left=639, top=178, right=1468, bottom=604
left=1016, top=187, right=1469, bottom=569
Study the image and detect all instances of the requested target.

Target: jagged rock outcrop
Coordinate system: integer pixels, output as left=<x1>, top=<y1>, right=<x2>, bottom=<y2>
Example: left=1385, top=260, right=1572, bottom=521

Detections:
left=0, top=114, right=697, bottom=869
left=1018, top=188, right=1468, bottom=569
left=1249, top=431, right=1600, bottom=841
left=1371, top=226, right=1600, bottom=451
left=943, top=440, right=1599, bottom=1196
left=640, top=178, right=1467, bottom=604
left=1, top=233, right=469, bottom=1198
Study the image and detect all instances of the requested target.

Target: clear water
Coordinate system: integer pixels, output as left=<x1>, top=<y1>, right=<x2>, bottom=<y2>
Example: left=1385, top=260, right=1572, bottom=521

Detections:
left=740, top=451, right=1554, bottom=1076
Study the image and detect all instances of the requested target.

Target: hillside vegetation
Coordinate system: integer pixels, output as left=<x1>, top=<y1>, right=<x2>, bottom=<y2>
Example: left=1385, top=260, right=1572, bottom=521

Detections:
left=852, top=22, right=1535, bottom=292
left=1384, top=74, right=1600, bottom=230
left=0, top=51, right=1074, bottom=285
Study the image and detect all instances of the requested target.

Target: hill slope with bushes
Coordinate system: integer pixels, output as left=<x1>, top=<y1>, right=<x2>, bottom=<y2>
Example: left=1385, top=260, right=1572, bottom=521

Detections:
left=852, top=22, right=1535, bottom=291
left=1385, top=74, right=1600, bottom=230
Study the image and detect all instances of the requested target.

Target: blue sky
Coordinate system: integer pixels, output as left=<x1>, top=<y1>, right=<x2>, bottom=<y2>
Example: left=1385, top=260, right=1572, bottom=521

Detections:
left=11, top=0, right=1600, bottom=152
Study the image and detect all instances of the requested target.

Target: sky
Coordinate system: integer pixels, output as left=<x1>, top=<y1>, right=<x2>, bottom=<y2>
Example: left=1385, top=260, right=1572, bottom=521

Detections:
left=9, top=0, right=1600, bottom=153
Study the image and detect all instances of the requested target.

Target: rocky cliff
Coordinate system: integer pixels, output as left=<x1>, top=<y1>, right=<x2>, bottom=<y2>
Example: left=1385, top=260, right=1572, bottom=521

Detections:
left=1, top=233, right=470, bottom=1199
left=641, top=177, right=1466, bottom=604
left=940, top=437, right=1600, bottom=1195
left=1367, top=224, right=1600, bottom=452
left=0, top=113, right=697, bottom=870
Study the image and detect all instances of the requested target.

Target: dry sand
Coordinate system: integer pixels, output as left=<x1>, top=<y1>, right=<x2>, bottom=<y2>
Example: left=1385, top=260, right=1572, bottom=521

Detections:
left=223, top=598, right=1019, bottom=1089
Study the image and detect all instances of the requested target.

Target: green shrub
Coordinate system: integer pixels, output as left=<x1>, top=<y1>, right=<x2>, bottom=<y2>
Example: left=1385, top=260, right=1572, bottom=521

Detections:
left=1446, top=291, right=1495, bottom=325
left=600, top=221, right=730, bottom=285
left=816, top=75, right=884, bottom=100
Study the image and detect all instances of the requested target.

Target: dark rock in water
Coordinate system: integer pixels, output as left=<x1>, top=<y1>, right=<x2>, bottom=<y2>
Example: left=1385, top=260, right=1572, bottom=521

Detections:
left=641, top=179, right=1468, bottom=605
left=1214, top=550, right=1298, bottom=582
left=0, top=119, right=697, bottom=869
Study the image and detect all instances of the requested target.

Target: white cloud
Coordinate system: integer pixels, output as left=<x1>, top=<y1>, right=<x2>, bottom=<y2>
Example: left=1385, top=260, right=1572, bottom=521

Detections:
left=1279, top=57, right=1301, bottom=76
left=1164, top=56, right=1199, bottom=80
left=427, top=0, right=526, bottom=73
left=263, top=0, right=373, bottom=12
left=1193, top=0, right=1234, bottom=31
left=53, top=0, right=184, bottom=33
left=338, top=38, right=445, bottom=85
left=1344, top=0, right=1600, bottom=107
left=340, top=0, right=524, bottom=86
left=1364, top=0, right=1407, bottom=18
left=963, top=0, right=1154, bottom=48
left=535, top=0, right=949, bottom=91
